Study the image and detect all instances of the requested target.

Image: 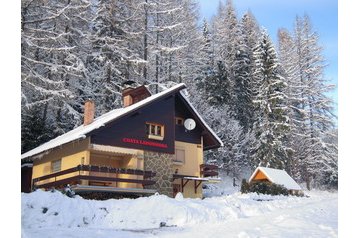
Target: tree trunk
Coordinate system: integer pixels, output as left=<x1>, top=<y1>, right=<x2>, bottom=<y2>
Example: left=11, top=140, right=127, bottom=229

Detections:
left=143, top=0, right=148, bottom=80
left=155, top=9, right=159, bottom=93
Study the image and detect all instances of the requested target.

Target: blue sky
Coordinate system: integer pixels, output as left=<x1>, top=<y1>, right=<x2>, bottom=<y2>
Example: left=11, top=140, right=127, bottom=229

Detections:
left=197, top=0, right=338, bottom=114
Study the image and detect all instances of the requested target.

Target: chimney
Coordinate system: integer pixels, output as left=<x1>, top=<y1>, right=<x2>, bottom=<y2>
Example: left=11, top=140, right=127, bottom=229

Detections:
left=123, top=87, right=134, bottom=107
left=122, top=85, right=151, bottom=107
left=83, top=100, right=95, bottom=126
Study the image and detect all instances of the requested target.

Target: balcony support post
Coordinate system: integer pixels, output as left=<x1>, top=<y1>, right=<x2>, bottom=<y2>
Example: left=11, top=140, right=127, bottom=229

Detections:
left=181, top=178, right=190, bottom=193
left=194, top=180, right=203, bottom=194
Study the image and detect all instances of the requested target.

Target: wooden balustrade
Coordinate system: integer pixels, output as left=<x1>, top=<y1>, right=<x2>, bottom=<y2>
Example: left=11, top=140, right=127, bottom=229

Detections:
left=200, top=164, right=219, bottom=177
left=32, top=164, right=156, bottom=190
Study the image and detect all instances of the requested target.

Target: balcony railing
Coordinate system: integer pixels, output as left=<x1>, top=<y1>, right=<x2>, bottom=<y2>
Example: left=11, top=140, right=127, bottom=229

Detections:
left=32, top=164, right=156, bottom=190
left=200, top=164, right=219, bottom=177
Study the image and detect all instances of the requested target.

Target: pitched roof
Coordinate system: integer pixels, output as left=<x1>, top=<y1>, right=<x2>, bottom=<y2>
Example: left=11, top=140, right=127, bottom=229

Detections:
left=249, top=167, right=302, bottom=190
left=21, top=83, right=223, bottom=160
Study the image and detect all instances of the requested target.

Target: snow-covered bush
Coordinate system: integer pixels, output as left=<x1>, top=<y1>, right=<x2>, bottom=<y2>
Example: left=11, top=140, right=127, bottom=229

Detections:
left=242, top=181, right=289, bottom=196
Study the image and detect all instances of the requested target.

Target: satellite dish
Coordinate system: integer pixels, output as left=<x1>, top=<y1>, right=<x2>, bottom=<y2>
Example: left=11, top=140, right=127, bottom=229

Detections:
left=184, top=118, right=196, bottom=131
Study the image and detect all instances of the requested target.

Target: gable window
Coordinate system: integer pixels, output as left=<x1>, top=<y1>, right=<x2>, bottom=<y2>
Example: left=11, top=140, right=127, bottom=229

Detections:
left=174, top=148, right=185, bottom=163
left=175, top=117, right=184, bottom=125
left=146, top=123, right=164, bottom=140
left=51, top=159, right=61, bottom=173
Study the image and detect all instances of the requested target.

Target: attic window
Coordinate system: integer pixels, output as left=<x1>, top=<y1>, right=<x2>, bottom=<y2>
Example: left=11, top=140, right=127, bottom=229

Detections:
left=175, top=117, right=184, bottom=125
left=146, top=123, right=164, bottom=140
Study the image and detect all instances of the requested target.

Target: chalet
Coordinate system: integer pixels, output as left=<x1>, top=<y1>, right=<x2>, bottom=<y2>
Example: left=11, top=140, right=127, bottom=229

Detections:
left=21, top=83, right=223, bottom=199
left=248, top=167, right=303, bottom=195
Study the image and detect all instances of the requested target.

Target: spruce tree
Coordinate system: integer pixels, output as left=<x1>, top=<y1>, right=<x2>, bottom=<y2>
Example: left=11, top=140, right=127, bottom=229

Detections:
left=250, top=30, right=291, bottom=169
left=277, top=28, right=302, bottom=180
left=21, top=104, right=55, bottom=154
left=233, top=11, right=261, bottom=132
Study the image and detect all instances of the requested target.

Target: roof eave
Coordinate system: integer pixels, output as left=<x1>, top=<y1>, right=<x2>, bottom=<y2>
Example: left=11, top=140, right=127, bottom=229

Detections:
left=21, top=136, right=88, bottom=160
left=203, top=144, right=222, bottom=151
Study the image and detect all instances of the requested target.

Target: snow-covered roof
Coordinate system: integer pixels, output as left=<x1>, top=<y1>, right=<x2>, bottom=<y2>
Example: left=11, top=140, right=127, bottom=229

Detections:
left=249, top=167, right=302, bottom=190
left=21, top=83, right=222, bottom=160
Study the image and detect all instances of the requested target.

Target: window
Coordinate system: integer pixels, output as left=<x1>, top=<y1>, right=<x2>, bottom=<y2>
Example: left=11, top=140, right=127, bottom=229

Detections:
left=175, top=117, right=184, bottom=125
left=174, top=148, right=185, bottom=163
left=146, top=123, right=164, bottom=140
left=51, top=159, right=61, bottom=173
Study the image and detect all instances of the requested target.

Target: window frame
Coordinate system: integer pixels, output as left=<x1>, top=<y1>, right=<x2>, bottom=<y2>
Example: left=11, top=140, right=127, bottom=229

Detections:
left=174, top=148, right=185, bottom=164
left=146, top=122, right=164, bottom=140
left=175, top=117, right=184, bottom=126
left=51, top=159, right=62, bottom=173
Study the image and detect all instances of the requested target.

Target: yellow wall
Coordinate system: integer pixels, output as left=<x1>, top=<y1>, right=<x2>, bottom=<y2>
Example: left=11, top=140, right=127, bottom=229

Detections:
left=31, top=139, right=147, bottom=190
left=173, top=138, right=204, bottom=198
left=32, top=138, right=90, bottom=186
left=173, top=139, right=203, bottom=177
left=31, top=136, right=206, bottom=199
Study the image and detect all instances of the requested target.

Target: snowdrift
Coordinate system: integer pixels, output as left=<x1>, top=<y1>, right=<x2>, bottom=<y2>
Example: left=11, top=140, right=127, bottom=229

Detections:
left=21, top=189, right=334, bottom=231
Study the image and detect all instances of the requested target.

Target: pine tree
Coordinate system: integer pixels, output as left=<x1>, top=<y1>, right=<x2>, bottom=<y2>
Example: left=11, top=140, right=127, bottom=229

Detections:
left=277, top=28, right=303, bottom=180
left=293, top=15, right=337, bottom=189
left=146, top=0, right=202, bottom=90
left=87, top=0, right=128, bottom=113
left=250, top=30, right=291, bottom=169
left=196, top=19, right=215, bottom=93
left=198, top=3, right=232, bottom=106
left=233, top=11, right=261, bottom=132
left=21, top=0, right=90, bottom=150
left=215, top=0, right=240, bottom=73
left=232, top=38, right=254, bottom=132
left=21, top=103, right=55, bottom=154
left=211, top=0, right=240, bottom=85
left=187, top=88, right=247, bottom=177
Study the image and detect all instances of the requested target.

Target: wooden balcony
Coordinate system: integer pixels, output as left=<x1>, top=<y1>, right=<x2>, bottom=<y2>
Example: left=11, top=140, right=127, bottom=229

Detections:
left=32, top=164, right=156, bottom=190
left=200, top=164, right=219, bottom=177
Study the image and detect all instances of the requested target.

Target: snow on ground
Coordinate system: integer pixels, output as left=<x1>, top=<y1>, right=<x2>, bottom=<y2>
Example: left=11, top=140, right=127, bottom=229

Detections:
left=202, top=172, right=241, bottom=197
left=22, top=188, right=337, bottom=238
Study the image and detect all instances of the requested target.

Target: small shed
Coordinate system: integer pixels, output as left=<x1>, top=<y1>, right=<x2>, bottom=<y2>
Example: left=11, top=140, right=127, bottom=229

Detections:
left=248, top=167, right=302, bottom=195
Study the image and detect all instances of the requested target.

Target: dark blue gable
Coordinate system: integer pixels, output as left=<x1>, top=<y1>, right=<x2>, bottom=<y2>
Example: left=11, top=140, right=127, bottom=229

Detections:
left=89, top=89, right=220, bottom=153
left=174, top=94, right=202, bottom=145
left=90, top=95, right=176, bottom=154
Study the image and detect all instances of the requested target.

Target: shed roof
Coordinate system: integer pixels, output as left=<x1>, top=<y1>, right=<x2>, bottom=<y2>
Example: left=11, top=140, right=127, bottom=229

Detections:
left=21, top=83, right=223, bottom=160
left=249, top=167, right=302, bottom=190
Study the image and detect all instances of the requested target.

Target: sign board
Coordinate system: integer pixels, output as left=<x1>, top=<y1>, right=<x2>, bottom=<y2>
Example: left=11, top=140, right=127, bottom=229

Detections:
left=122, top=138, right=168, bottom=149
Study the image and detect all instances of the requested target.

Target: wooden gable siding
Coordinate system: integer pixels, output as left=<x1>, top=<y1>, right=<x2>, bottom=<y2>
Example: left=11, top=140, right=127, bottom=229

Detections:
left=174, top=95, right=202, bottom=145
left=90, top=95, right=175, bottom=154
left=253, top=170, right=269, bottom=181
